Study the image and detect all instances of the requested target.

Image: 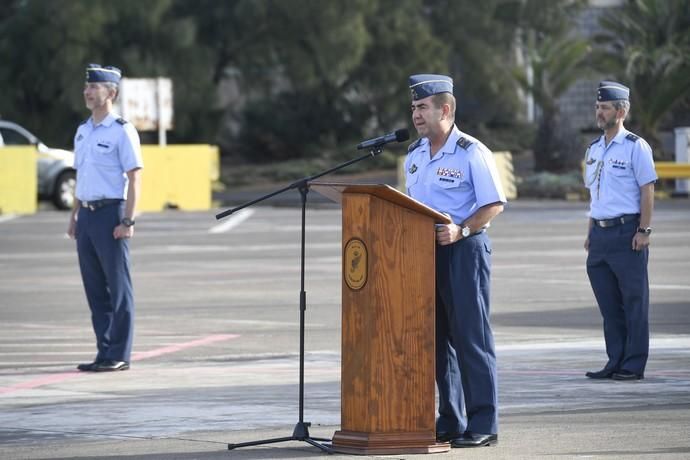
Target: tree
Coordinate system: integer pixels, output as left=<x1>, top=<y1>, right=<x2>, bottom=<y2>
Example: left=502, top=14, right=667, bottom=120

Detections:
left=594, top=0, right=690, bottom=156
left=513, top=34, right=592, bottom=171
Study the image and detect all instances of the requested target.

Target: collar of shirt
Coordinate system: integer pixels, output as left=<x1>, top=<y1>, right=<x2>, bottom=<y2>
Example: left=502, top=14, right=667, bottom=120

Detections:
left=597, top=127, right=629, bottom=149
left=420, top=125, right=462, bottom=159
left=87, top=112, right=118, bottom=129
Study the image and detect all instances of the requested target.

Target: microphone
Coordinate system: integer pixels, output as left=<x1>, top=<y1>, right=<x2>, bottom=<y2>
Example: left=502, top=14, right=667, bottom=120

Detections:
left=356, top=129, right=410, bottom=150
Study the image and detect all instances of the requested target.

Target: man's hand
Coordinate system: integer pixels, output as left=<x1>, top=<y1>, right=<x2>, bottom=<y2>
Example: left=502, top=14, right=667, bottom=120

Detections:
left=632, top=233, right=650, bottom=251
left=436, top=224, right=461, bottom=246
left=67, top=214, right=77, bottom=239
left=113, top=224, right=134, bottom=240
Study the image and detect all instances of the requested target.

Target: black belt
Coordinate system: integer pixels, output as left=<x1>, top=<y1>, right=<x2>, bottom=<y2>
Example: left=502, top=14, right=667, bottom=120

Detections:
left=80, top=199, right=123, bottom=211
left=592, top=214, right=639, bottom=228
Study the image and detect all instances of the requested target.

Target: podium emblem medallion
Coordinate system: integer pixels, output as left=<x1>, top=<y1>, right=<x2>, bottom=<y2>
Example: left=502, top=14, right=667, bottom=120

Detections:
left=344, top=238, right=367, bottom=290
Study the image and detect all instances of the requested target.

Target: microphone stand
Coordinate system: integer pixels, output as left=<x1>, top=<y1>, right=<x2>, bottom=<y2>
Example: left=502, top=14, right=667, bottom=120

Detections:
left=216, top=145, right=385, bottom=453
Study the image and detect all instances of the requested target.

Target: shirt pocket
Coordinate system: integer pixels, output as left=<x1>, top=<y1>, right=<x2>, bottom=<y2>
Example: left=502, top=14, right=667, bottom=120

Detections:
left=91, top=141, right=120, bottom=168
left=607, top=162, right=632, bottom=177
left=432, top=175, right=465, bottom=190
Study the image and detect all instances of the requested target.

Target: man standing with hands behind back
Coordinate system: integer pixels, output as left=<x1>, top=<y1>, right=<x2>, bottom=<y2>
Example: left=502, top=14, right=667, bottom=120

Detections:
left=584, top=81, right=656, bottom=381
left=405, top=74, right=506, bottom=448
left=68, top=64, right=143, bottom=372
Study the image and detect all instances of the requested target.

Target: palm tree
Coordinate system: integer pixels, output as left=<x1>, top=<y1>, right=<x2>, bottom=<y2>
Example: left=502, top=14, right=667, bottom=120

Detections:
left=514, top=33, right=592, bottom=171
left=594, top=0, right=690, bottom=156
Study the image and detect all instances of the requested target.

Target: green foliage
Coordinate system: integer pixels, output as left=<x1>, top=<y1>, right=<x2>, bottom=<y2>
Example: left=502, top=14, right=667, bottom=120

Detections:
left=594, top=0, right=690, bottom=155
left=3, top=0, right=684, bottom=177
left=513, top=34, right=592, bottom=172
left=508, top=0, right=591, bottom=172
left=517, top=171, right=586, bottom=199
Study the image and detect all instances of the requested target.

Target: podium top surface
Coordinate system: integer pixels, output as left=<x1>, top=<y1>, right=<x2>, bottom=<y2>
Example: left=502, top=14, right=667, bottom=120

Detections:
left=310, top=182, right=452, bottom=224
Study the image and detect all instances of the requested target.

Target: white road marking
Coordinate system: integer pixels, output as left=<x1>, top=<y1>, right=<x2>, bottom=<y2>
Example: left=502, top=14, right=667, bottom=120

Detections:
left=208, top=208, right=254, bottom=234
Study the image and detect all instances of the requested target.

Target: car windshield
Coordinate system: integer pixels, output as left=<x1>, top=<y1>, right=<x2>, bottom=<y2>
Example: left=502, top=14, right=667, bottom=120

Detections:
left=0, top=126, right=34, bottom=146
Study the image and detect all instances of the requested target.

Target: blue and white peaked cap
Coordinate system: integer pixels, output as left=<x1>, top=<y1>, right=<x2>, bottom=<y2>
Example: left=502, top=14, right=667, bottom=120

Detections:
left=86, top=63, right=122, bottom=84
left=597, top=81, right=629, bottom=101
left=409, top=74, right=453, bottom=100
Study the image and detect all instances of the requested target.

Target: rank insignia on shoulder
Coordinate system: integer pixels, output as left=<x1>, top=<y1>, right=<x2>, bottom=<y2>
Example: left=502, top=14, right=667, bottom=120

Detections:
left=589, top=137, right=599, bottom=146
left=586, top=157, right=596, bottom=165
left=76, top=134, right=83, bottom=142
left=408, top=138, right=423, bottom=152
left=116, top=117, right=128, bottom=125
left=408, top=164, right=418, bottom=174
left=625, top=133, right=639, bottom=142
left=457, top=137, right=474, bottom=150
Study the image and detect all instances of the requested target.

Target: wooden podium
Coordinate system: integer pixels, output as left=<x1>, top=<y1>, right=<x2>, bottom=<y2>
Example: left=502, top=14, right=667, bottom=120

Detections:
left=311, top=183, right=451, bottom=455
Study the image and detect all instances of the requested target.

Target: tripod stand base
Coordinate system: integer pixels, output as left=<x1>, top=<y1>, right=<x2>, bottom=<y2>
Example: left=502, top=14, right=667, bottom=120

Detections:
left=227, top=421, right=332, bottom=453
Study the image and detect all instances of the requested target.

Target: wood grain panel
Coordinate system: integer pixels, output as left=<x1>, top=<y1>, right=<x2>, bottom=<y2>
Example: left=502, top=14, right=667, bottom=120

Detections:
left=335, top=190, right=446, bottom=454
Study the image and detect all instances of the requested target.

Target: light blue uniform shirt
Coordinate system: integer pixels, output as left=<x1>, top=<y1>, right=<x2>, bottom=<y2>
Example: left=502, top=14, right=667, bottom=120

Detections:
left=73, top=113, right=143, bottom=201
left=584, top=128, right=656, bottom=219
left=404, top=126, right=507, bottom=224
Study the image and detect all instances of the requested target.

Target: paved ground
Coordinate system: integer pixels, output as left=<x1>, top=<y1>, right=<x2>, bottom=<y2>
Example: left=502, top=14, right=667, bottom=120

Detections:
left=0, top=197, right=689, bottom=459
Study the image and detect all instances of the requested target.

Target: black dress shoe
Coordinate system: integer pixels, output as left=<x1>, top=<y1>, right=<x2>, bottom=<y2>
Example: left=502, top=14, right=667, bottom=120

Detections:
left=77, top=360, right=102, bottom=372
left=585, top=368, right=615, bottom=379
left=436, top=431, right=462, bottom=443
left=93, top=360, right=130, bottom=372
left=451, top=433, right=498, bottom=448
left=612, top=370, right=643, bottom=381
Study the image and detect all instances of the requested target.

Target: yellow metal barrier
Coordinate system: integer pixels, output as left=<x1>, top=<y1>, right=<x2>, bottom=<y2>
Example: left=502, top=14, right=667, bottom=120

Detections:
left=138, top=145, right=219, bottom=212
left=0, top=146, right=37, bottom=214
left=655, top=161, right=690, bottom=179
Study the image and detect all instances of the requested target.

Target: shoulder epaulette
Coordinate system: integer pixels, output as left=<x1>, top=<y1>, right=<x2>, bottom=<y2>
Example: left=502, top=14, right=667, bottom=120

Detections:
left=79, top=119, right=88, bottom=125
left=625, top=133, right=639, bottom=142
left=407, top=138, right=423, bottom=153
left=589, top=137, right=599, bottom=146
left=457, top=137, right=474, bottom=150
left=116, top=118, right=128, bottom=125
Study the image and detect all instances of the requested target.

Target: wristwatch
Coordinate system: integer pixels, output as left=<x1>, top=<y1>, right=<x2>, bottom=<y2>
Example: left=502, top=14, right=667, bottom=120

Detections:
left=460, top=225, right=471, bottom=238
left=121, top=217, right=135, bottom=227
left=637, top=227, right=652, bottom=235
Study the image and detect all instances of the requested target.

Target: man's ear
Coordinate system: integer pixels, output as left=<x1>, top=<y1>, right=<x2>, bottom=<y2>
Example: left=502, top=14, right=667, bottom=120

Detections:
left=442, top=103, right=452, bottom=120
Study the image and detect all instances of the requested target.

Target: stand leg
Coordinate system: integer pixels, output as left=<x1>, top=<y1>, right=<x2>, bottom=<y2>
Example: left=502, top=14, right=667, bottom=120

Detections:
left=226, top=184, right=332, bottom=454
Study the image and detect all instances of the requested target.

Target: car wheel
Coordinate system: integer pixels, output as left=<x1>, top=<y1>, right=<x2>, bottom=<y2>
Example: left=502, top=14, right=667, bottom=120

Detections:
left=52, top=170, right=76, bottom=210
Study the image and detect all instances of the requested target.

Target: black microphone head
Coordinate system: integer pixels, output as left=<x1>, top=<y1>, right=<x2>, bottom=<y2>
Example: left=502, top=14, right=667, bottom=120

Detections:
left=395, top=129, right=410, bottom=143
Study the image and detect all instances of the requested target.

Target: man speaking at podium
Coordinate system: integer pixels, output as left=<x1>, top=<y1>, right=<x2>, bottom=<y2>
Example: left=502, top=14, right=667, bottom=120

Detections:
left=404, top=74, right=506, bottom=448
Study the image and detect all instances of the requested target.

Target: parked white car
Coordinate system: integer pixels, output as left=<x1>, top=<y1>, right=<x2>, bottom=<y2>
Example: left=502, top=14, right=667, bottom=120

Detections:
left=0, top=120, right=76, bottom=210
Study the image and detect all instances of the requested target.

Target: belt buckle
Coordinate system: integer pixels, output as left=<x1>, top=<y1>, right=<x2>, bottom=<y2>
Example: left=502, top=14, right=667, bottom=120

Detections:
left=89, top=203, right=96, bottom=211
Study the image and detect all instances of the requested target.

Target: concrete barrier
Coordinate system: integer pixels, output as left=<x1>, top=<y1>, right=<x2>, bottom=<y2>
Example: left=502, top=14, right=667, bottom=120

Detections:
left=139, top=145, right=219, bottom=211
left=0, top=147, right=37, bottom=215
left=0, top=144, right=219, bottom=214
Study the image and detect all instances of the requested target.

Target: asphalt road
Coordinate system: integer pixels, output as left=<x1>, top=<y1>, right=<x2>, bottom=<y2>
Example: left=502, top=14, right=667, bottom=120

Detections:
left=1, top=198, right=689, bottom=459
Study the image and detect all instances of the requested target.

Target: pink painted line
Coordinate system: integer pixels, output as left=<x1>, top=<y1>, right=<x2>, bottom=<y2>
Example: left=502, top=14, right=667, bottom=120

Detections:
left=0, top=334, right=240, bottom=395
left=0, top=371, right=81, bottom=394
left=131, top=334, right=239, bottom=361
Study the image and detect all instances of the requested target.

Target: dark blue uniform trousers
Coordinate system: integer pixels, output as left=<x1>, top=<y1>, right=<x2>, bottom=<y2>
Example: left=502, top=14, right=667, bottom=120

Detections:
left=76, top=202, right=134, bottom=363
left=435, top=232, right=498, bottom=435
left=586, top=220, right=649, bottom=375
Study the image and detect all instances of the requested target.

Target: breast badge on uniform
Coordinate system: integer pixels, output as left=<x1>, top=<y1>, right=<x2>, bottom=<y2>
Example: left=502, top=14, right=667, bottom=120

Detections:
left=608, top=158, right=628, bottom=169
left=408, top=164, right=418, bottom=174
left=437, top=167, right=463, bottom=180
